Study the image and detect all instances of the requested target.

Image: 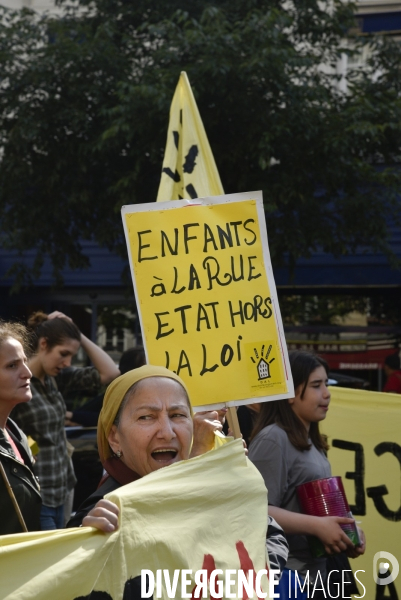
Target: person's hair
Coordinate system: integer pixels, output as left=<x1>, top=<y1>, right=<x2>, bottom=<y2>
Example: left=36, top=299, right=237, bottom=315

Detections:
left=384, top=353, right=400, bottom=371
left=250, top=350, right=329, bottom=452
left=113, top=377, right=191, bottom=428
left=119, top=347, right=146, bottom=374
left=0, top=320, right=31, bottom=355
left=27, top=311, right=81, bottom=352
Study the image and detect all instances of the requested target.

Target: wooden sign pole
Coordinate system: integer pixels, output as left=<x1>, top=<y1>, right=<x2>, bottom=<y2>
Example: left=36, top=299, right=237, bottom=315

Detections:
left=0, top=461, right=28, bottom=532
left=226, top=407, right=242, bottom=440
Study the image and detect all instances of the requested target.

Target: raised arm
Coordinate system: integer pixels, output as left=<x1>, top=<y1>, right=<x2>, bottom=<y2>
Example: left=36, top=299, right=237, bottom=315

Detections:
left=47, top=312, right=120, bottom=384
left=80, top=334, right=120, bottom=385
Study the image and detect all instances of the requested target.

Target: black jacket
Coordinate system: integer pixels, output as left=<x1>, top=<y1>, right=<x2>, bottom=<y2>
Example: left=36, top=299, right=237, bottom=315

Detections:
left=0, top=419, right=41, bottom=534
left=68, top=475, right=151, bottom=600
left=67, top=475, right=120, bottom=528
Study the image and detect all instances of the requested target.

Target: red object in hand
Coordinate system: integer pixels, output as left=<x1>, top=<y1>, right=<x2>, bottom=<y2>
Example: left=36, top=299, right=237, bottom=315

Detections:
left=297, top=476, right=360, bottom=555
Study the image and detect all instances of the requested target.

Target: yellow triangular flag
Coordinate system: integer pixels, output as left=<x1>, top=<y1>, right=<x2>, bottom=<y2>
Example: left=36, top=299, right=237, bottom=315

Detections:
left=156, top=71, right=224, bottom=202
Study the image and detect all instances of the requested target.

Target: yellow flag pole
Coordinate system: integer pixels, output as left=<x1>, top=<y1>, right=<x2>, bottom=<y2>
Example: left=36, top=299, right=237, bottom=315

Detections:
left=157, top=73, right=245, bottom=443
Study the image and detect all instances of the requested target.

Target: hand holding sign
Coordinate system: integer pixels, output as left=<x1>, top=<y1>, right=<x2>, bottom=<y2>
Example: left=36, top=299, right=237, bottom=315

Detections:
left=190, top=410, right=223, bottom=457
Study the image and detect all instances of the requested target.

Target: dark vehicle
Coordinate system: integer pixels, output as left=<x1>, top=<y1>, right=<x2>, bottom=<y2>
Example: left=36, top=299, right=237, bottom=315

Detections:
left=66, top=427, right=103, bottom=510
left=328, top=372, right=370, bottom=389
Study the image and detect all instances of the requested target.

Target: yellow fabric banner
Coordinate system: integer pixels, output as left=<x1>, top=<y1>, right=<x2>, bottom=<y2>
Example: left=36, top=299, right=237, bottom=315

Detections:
left=322, top=386, right=401, bottom=600
left=1, top=440, right=270, bottom=600
left=156, top=71, right=224, bottom=202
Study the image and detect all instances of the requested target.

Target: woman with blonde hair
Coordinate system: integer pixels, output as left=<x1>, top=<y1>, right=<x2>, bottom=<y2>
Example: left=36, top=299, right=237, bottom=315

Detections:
left=0, top=320, right=41, bottom=534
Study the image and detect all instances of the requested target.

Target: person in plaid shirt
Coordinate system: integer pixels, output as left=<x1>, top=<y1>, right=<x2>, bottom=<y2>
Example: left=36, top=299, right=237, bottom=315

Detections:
left=11, top=310, right=120, bottom=530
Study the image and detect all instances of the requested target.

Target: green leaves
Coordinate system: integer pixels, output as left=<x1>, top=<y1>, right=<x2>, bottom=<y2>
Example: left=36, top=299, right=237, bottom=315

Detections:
left=0, top=0, right=400, bottom=290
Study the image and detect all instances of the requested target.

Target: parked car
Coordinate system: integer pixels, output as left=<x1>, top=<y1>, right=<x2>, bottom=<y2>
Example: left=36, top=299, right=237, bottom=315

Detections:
left=328, top=371, right=370, bottom=389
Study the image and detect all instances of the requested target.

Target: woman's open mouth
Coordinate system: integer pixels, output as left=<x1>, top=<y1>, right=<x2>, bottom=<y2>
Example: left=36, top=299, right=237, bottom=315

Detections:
left=151, top=449, right=178, bottom=463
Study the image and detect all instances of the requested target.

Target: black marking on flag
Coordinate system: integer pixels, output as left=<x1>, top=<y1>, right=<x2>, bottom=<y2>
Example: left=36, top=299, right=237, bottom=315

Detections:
left=162, top=167, right=181, bottom=182
left=186, top=184, right=198, bottom=199
left=74, top=575, right=149, bottom=599
left=173, top=130, right=179, bottom=149
left=183, top=145, right=198, bottom=174
left=74, top=592, right=112, bottom=599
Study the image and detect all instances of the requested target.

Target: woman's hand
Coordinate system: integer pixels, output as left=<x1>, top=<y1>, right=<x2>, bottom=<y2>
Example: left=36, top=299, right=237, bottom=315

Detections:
left=216, top=408, right=228, bottom=426
left=82, top=499, right=119, bottom=533
left=190, top=410, right=223, bottom=457
left=268, top=507, right=362, bottom=557
left=65, top=410, right=80, bottom=426
left=48, top=310, right=120, bottom=385
left=347, top=526, right=366, bottom=558
left=313, top=516, right=356, bottom=555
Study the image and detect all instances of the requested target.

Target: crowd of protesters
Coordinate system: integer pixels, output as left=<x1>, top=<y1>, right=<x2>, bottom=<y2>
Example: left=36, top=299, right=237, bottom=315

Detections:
left=1, top=310, right=386, bottom=599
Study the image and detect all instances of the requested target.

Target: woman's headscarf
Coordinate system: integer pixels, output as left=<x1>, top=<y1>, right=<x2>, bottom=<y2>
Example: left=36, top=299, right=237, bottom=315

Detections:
left=97, top=364, right=191, bottom=465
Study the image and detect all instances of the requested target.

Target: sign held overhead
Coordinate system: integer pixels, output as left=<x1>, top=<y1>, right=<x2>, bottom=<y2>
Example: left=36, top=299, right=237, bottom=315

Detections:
left=122, top=191, right=293, bottom=410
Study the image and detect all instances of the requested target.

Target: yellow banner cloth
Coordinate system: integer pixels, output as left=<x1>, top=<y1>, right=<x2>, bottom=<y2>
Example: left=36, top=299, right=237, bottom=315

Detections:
left=323, top=386, right=401, bottom=600
left=1, top=439, right=269, bottom=600
left=156, top=72, right=224, bottom=202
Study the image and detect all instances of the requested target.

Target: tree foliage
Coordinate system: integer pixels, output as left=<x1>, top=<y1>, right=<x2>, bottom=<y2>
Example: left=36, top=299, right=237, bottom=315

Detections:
left=278, top=294, right=369, bottom=326
left=0, top=0, right=401, bottom=287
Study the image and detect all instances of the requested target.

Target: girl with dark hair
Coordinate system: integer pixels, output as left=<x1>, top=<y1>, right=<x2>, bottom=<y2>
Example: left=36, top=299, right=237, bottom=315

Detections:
left=11, top=310, right=120, bottom=530
left=248, top=350, right=365, bottom=599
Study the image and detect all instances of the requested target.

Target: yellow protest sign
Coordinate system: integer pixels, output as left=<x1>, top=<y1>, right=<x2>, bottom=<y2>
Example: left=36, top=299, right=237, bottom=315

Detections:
left=122, top=191, right=293, bottom=409
left=1, top=440, right=271, bottom=600
left=323, top=386, right=401, bottom=600
left=156, top=71, right=224, bottom=202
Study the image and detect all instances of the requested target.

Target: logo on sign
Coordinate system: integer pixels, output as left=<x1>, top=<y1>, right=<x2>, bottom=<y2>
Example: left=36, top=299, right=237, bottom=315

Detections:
left=250, top=344, right=275, bottom=381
